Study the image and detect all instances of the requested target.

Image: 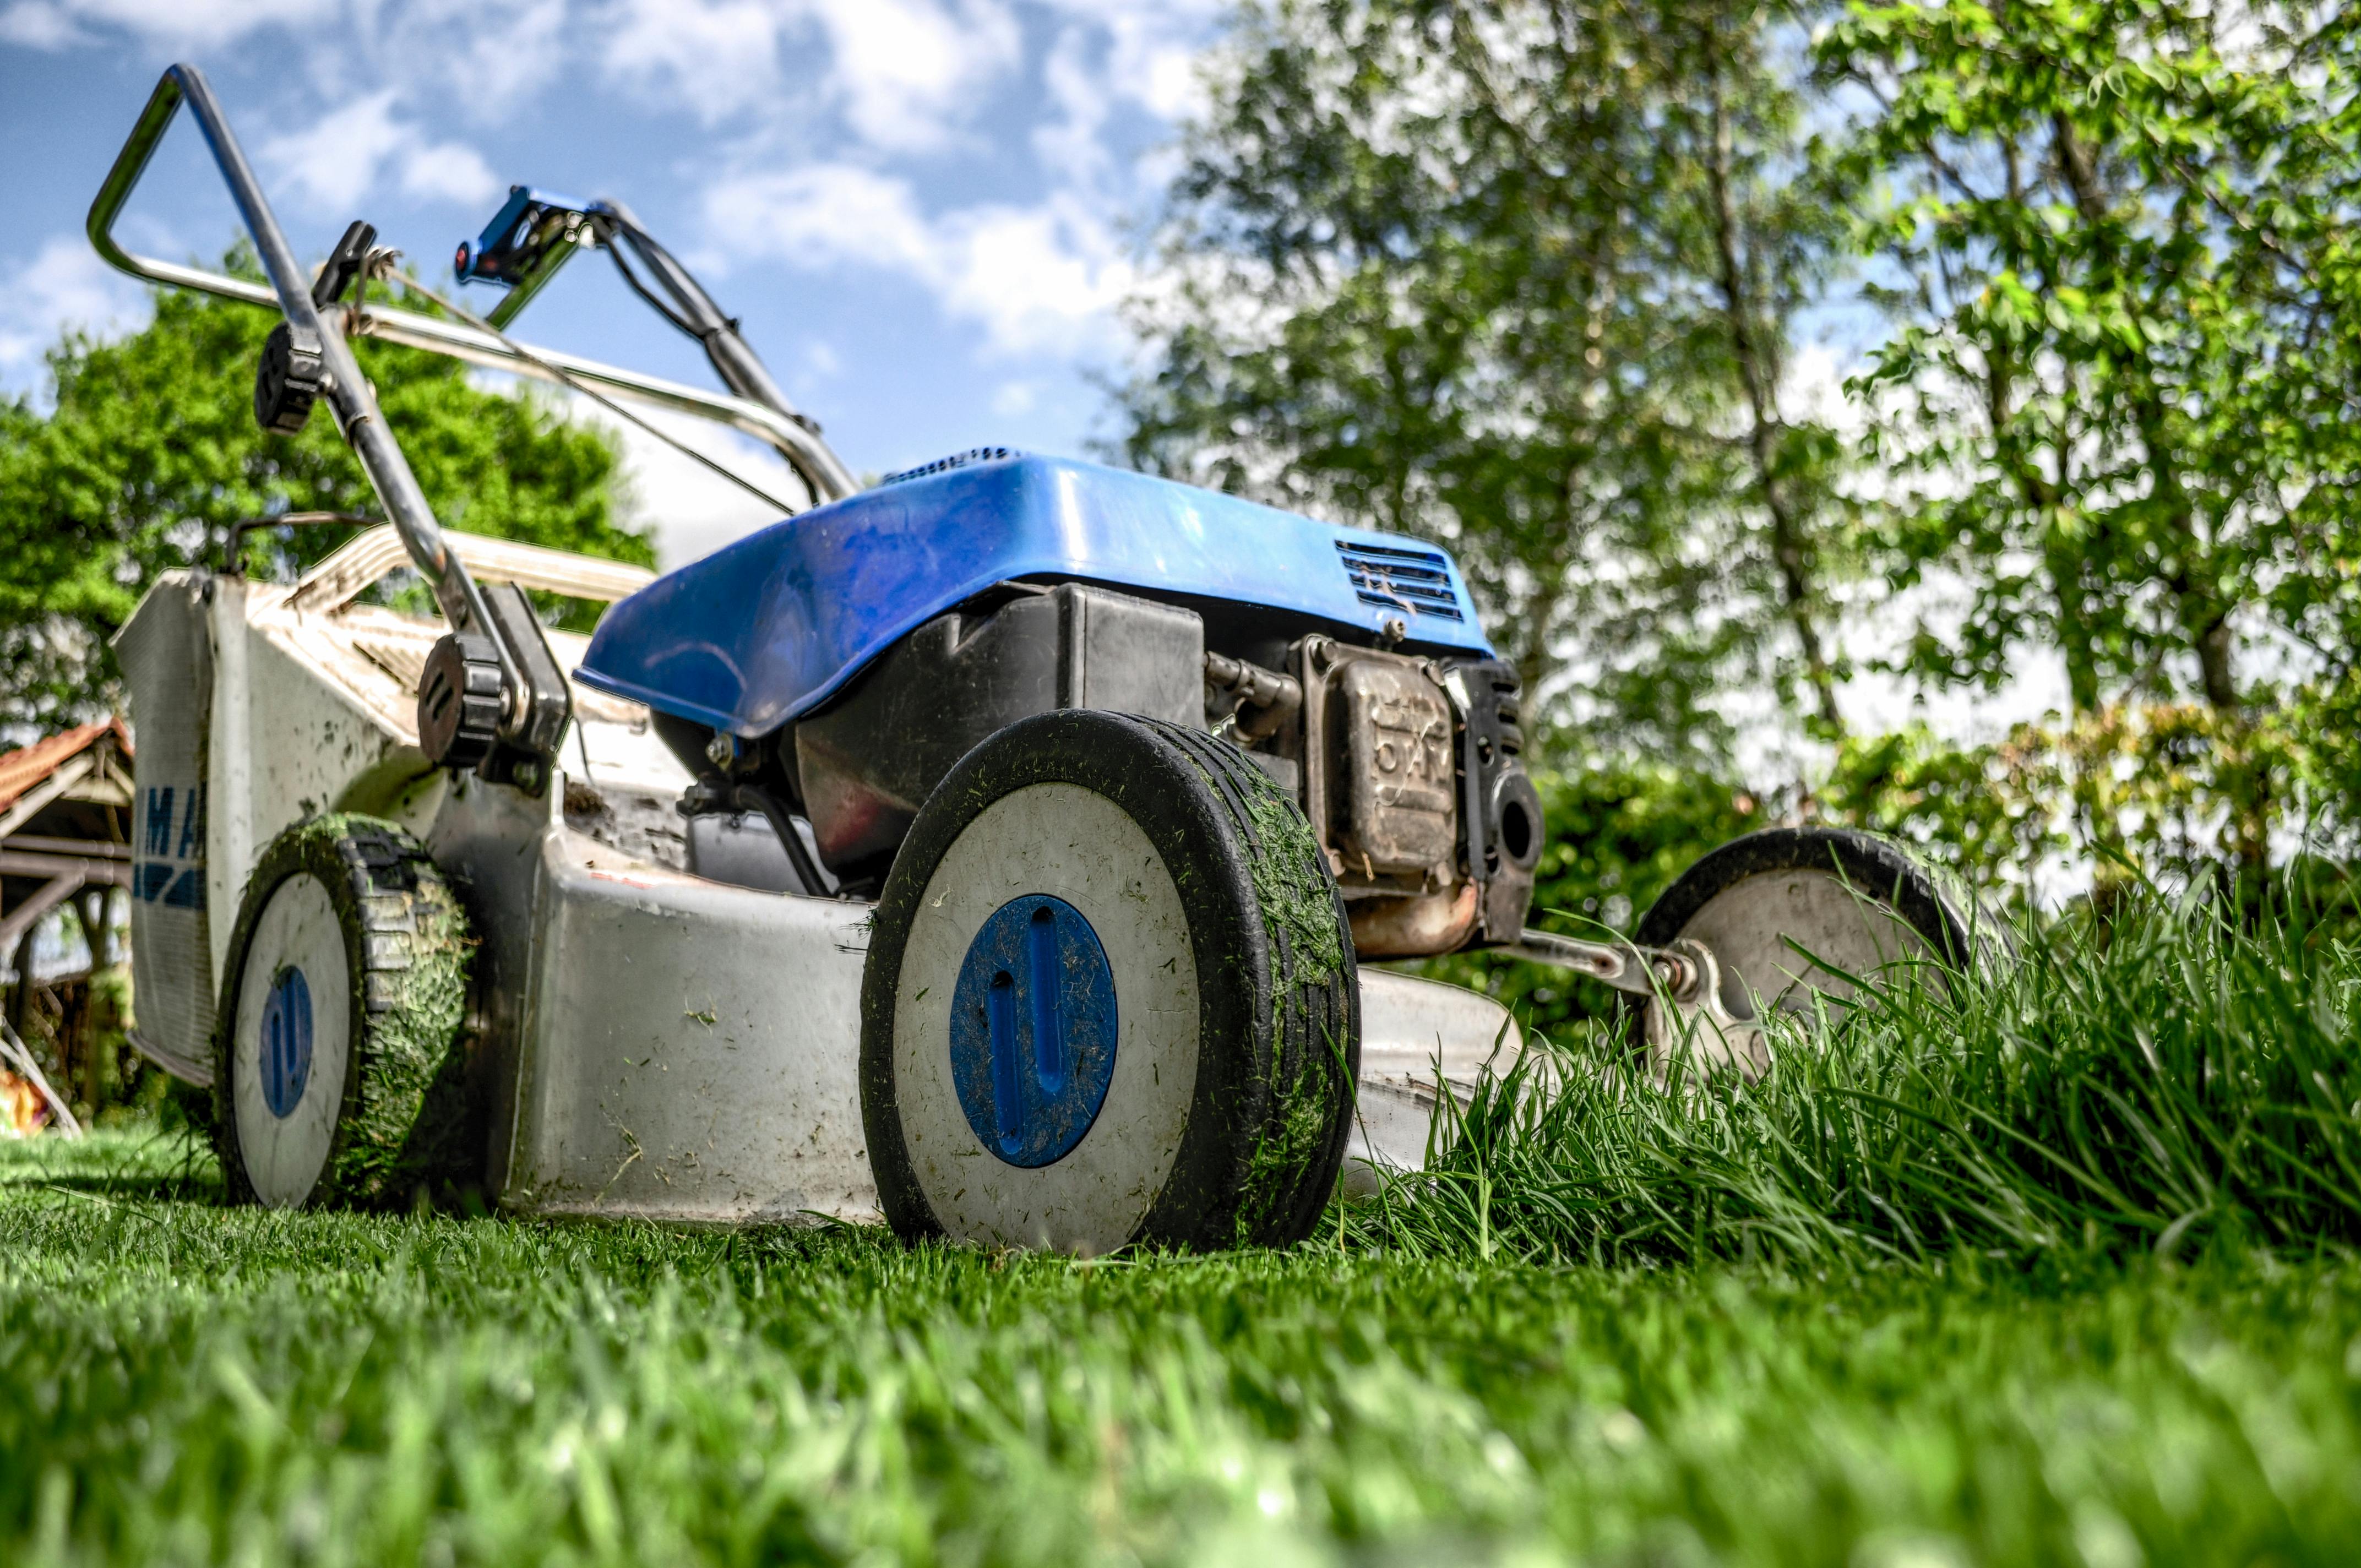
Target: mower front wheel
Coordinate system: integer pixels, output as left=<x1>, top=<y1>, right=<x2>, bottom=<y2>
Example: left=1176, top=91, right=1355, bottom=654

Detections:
left=860, top=710, right=1359, bottom=1254
left=212, top=815, right=476, bottom=1208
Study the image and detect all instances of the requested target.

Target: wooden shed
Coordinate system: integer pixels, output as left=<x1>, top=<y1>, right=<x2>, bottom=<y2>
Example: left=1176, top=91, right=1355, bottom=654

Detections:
left=0, top=720, right=137, bottom=1119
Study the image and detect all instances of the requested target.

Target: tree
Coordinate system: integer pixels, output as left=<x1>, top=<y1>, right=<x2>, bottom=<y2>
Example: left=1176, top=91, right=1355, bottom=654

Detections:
left=1820, top=0, right=2361, bottom=890
left=1120, top=0, right=1854, bottom=765
left=0, top=256, right=651, bottom=729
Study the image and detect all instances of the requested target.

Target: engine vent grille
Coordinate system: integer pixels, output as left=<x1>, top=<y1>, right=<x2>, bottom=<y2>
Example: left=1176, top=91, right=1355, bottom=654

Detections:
left=882, top=447, right=1019, bottom=486
left=1334, top=540, right=1465, bottom=622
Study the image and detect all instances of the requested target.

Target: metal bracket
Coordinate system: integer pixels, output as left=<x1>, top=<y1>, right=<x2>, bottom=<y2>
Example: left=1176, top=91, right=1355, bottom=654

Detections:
left=1505, top=928, right=1686, bottom=995
left=1506, top=928, right=1770, bottom=1083
left=678, top=777, right=834, bottom=899
left=1639, top=940, right=1771, bottom=1084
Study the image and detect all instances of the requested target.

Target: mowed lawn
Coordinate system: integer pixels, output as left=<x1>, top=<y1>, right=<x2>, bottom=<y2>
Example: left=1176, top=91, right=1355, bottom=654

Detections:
left=3, top=1129, right=2358, bottom=1566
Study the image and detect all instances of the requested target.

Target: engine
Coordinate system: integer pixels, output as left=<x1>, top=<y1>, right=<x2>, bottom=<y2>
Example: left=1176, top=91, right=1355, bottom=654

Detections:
left=658, top=578, right=1541, bottom=958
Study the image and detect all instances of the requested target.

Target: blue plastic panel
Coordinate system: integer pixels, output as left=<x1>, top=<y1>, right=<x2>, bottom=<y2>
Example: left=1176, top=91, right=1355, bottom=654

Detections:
left=575, top=450, right=1494, bottom=736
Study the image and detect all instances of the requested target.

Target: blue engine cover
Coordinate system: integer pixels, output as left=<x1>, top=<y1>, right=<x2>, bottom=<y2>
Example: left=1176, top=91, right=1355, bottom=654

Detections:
left=576, top=449, right=1494, bottom=737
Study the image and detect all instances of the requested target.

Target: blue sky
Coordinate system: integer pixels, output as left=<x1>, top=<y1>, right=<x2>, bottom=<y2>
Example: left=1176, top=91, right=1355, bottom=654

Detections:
left=0, top=0, right=1222, bottom=565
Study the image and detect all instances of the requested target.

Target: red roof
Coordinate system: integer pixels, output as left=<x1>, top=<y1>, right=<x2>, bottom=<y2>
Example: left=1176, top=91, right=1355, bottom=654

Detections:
left=0, top=719, right=133, bottom=817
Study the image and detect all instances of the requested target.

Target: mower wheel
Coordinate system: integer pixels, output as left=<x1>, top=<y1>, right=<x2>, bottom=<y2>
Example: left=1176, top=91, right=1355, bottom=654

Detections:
left=1630, top=827, right=1989, bottom=1070
left=860, top=710, right=1359, bottom=1253
left=212, top=815, right=475, bottom=1208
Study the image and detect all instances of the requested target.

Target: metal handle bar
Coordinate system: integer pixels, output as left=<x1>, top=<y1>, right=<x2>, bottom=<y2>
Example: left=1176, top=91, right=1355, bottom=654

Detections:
left=87, top=68, right=855, bottom=507
left=85, top=64, right=518, bottom=701
left=597, top=197, right=804, bottom=422
left=344, top=304, right=855, bottom=501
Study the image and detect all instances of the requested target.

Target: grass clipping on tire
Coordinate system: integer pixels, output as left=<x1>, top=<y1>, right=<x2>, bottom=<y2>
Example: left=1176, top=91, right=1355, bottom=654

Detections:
left=214, top=814, right=476, bottom=1206
left=335, top=816, right=474, bottom=1201
left=1172, top=731, right=1352, bottom=1247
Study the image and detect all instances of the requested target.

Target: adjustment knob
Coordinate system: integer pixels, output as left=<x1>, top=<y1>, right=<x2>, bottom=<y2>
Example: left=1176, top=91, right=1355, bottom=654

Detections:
left=253, top=322, right=325, bottom=436
left=417, top=633, right=505, bottom=770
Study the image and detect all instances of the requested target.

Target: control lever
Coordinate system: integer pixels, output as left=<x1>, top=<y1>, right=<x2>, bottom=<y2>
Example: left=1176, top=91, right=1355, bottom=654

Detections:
left=312, top=219, right=376, bottom=308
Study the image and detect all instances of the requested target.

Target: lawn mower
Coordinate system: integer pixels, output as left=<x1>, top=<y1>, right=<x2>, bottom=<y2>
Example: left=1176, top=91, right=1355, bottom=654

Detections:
left=90, top=64, right=1983, bottom=1249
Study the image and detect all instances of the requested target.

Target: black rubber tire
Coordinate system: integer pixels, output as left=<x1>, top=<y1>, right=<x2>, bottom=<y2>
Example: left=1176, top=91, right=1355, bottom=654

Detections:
left=1635, top=827, right=1979, bottom=964
left=860, top=710, right=1359, bottom=1252
left=1622, top=826, right=1989, bottom=1044
left=211, top=814, right=476, bottom=1207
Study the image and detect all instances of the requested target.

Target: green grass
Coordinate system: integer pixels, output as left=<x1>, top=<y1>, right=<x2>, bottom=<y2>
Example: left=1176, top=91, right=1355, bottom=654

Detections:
left=5, top=892, right=2361, bottom=1564
left=2, top=1133, right=2358, bottom=1565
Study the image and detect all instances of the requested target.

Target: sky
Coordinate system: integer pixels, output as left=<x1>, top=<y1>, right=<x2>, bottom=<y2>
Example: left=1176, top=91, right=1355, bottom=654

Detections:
left=0, top=0, right=1223, bottom=565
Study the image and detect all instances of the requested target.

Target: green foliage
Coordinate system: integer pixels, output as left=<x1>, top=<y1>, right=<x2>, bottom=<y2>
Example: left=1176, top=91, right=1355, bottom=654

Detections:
left=1818, top=0, right=2361, bottom=876
left=0, top=258, right=650, bottom=727
left=1124, top=0, right=2361, bottom=892
left=1362, top=889, right=2361, bottom=1267
left=5, top=1136, right=2361, bottom=1563
left=1819, top=720, right=2069, bottom=896
left=1121, top=0, right=1858, bottom=761
left=1411, top=761, right=1763, bottom=1036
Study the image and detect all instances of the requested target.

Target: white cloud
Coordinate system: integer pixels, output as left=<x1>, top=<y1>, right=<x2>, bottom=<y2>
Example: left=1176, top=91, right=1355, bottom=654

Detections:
left=667, top=3, right=1214, bottom=363
left=1031, top=0, right=1220, bottom=122
left=598, top=0, right=1020, bottom=149
left=599, top=0, right=787, bottom=126
left=0, top=235, right=150, bottom=383
left=397, top=139, right=502, bottom=205
left=705, top=166, right=1133, bottom=356
left=260, top=91, right=500, bottom=211
left=708, top=163, right=937, bottom=271
left=376, top=0, right=572, bottom=109
left=989, top=378, right=1035, bottom=416
left=1031, top=24, right=1109, bottom=188
left=0, top=0, right=330, bottom=48
left=0, top=2, right=81, bottom=46
left=804, top=0, right=1019, bottom=152
left=934, top=198, right=1134, bottom=355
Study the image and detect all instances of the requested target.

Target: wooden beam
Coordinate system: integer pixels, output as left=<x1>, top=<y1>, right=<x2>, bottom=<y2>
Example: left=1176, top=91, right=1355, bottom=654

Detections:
left=0, top=1020, right=81, bottom=1139
left=0, top=753, right=96, bottom=842
left=1, top=835, right=130, bottom=861
left=0, top=870, right=89, bottom=956
left=0, top=850, right=133, bottom=887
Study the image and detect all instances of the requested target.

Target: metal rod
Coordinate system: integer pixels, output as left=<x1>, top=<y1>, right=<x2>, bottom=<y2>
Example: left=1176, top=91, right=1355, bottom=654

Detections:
left=0, top=851, right=134, bottom=884
left=2, top=838, right=129, bottom=862
left=85, top=65, right=521, bottom=708
left=1504, top=929, right=1693, bottom=998
left=0, top=870, right=91, bottom=961
left=350, top=301, right=853, bottom=502
left=601, top=198, right=804, bottom=421
left=86, top=75, right=855, bottom=507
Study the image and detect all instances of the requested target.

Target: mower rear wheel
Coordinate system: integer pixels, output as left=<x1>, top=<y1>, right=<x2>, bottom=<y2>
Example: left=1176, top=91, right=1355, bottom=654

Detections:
left=860, top=711, right=1358, bottom=1253
left=213, top=815, right=476, bottom=1208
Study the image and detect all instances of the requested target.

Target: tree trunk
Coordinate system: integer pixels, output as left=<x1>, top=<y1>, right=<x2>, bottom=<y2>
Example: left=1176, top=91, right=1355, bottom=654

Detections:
left=1701, top=35, right=1842, bottom=737
left=2052, top=112, right=2264, bottom=890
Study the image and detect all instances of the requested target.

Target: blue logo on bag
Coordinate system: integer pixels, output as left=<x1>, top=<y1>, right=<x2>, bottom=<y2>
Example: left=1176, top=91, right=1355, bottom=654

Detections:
left=134, top=783, right=205, bottom=910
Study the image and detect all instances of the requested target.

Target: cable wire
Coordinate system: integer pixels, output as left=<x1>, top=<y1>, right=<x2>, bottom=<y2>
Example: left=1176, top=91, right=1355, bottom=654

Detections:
left=372, top=260, right=806, bottom=518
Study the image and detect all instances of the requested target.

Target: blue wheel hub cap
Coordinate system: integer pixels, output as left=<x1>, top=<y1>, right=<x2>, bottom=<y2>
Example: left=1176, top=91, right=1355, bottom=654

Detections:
left=260, top=965, right=313, bottom=1119
left=949, top=895, right=1118, bottom=1167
